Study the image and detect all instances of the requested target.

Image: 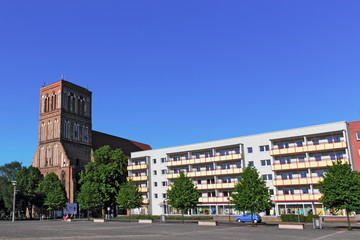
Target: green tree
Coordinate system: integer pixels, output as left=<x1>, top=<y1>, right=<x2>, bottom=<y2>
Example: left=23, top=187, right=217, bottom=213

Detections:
left=116, top=180, right=143, bottom=222
left=231, top=165, right=271, bottom=225
left=37, top=173, right=67, bottom=213
left=319, top=160, right=360, bottom=230
left=166, top=171, right=199, bottom=223
left=0, top=161, right=22, bottom=216
left=77, top=181, right=103, bottom=217
left=78, top=145, right=128, bottom=216
left=14, top=166, right=43, bottom=219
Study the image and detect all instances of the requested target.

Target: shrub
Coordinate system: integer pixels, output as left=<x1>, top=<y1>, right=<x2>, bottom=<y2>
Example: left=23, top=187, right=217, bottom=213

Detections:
left=281, top=214, right=319, bottom=222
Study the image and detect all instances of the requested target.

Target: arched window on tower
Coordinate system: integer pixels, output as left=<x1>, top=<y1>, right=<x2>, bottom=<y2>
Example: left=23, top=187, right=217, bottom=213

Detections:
left=40, top=147, right=45, bottom=167
left=54, top=144, right=58, bottom=166
left=46, top=146, right=52, bottom=166
left=44, top=95, right=48, bottom=112
left=51, top=92, right=57, bottom=110
left=82, top=125, right=89, bottom=143
left=68, top=92, right=75, bottom=112
left=78, top=96, right=85, bottom=116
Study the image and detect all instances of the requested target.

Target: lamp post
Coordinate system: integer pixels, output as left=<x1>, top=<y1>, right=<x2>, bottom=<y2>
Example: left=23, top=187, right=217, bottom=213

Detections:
left=227, top=197, right=231, bottom=222
left=11, top=181, right=17, bottom=222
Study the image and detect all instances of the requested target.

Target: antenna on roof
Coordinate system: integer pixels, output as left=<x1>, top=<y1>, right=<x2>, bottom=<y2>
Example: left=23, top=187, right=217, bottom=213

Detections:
left=42, top=82, right=46, bottom=87
left=61, top=74, right=65, bottom=80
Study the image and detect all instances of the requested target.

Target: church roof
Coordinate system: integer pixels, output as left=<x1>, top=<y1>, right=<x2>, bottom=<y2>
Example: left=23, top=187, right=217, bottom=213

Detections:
left=92, top=130, right=151, bottom=157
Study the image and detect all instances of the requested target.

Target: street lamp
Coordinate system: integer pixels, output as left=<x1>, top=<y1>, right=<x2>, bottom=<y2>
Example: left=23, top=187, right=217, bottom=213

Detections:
left=11, top=181, right=17, bottom=222
left=227, top=197, right=231, bottom=222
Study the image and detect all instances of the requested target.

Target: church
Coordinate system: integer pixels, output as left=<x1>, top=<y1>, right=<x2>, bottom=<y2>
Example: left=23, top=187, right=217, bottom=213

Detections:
left=32, top=80, right=151, bottom=202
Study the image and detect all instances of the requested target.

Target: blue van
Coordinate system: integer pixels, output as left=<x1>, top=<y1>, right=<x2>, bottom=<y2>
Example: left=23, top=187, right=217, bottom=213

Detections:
left=235, top=213, right=262, bottom=223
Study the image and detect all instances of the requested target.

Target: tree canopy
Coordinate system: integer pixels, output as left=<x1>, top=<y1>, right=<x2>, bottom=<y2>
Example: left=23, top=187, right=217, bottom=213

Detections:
left=14, top=166, right=43, bottom=219
left=319, top=160, right=360, bottom=230
left=116, top=180, right=143, bottom=221
left=0, top=161, right=22, bottom=216
left=166, top=171, right=199, bottom=223
left=78, top=145, right=128, bottom=214
left=231, top=165, right=271, bottom=224
left=37, top=173, right=67, bottom=211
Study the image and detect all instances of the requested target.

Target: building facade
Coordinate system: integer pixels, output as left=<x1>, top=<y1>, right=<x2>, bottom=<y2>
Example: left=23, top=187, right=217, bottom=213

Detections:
left=129, top=121, right=360, bottom=216
left=32, top=80, right=151, bottom=203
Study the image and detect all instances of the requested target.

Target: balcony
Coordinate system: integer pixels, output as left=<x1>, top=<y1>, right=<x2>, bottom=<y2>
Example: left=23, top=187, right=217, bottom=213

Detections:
left=166, top=153, right=242, bottom=167
left=127, top=176, right=148, bottom=181
left=271, top=141, right=347, bottom=156
left=127, top=164, right=148, bottom=171
left=275, top=193, right=322, bottom=202
left=272, top=158, right=349, bottom=171
left=195, top=182, right=237, bottom=190
left=143, top=198, right=149, bottom=204
left=199, top=196, right=231, bottom=203
left=167, top=167, right=243, bottom=179
left=138, top=187, right=148, bottom=193
left=273, top=177, right=322, bottom=186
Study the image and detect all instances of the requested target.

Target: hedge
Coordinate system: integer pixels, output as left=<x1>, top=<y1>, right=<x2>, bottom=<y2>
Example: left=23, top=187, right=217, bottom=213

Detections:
left=281, top=214, right=319, bottom=222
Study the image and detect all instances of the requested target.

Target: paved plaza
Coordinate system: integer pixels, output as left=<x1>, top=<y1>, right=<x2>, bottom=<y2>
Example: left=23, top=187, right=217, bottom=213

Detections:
left=0, top=220, right=359, bottom=240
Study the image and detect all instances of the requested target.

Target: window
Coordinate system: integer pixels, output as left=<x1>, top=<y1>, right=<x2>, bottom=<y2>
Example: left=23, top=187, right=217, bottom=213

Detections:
left=153, top=159, right=157, bottom=164
left=259, top=145, right=270, bottom=152
left=247, top=147, right=253, bottom=153
left=328, top=136, right=341, bottom=143
left=261, top=159, right=271, bottom=166
left=220, top=150, right=229, bottom=156
left=279, top=143, right=289, bottom=149
left=313, top=139, right=319, bottom=145
left=336, top=153, right=343, bottom=159
left=302, top=187, right=309, bottom=194
left=280, top=157, right=291, bottom=164
left=153, top=170, right=157, bottom=175
left=162, top=181, right=167, bottom=186
left=197, top=179, right=201, bottom=184
left=154, top=182, right=158, bottom=187
left=161, top=158, right=166, bottom=163
left=154, top=194, right=158, bottom=198
left=315, top=154, right=321, bottom=161
left=357, top=132, right=360, bottom=140
left=300, top=171, right=307, bottom=178
left=162, top=193, right=167, bottom=198
left=316, top=170, right=325, bottom=177
left=262, top=174, right=272, bottom=180
left=296, top=141, right=303, bottom=147
left=222, top=177, right=230, bottom=183
left=298, top=156, right=305, bottom=162
left=269, top=189, right=274, bottom=195
left=248, top=161, right=254, bottom=167
left=281, top=173, right=293, bottom=180
left=283, top=188, right=294, bottom=195
left=161, top=169, right=167, bottom=175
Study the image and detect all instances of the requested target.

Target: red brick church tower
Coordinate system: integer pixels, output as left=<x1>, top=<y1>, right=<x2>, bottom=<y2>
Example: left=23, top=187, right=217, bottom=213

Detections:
left=33, top=79, right=151, bottom=203
left=32, top=80, right=93, bottom=202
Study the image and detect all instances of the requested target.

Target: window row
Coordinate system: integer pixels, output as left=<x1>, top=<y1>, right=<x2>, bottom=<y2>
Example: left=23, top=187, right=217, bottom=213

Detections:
left=65, top=92, right=88, bottom=116
left=247, top=145, right=270, bottom=153
left=274, top=135, right=343, bottom=149
left=42, top=92, right=58, bottom=113
left=63, top=121, right=89, bottom=143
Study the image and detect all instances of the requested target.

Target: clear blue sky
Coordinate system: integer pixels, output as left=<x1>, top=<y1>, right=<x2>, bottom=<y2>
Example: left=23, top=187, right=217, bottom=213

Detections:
left=1, top=0, right=360, bottom=167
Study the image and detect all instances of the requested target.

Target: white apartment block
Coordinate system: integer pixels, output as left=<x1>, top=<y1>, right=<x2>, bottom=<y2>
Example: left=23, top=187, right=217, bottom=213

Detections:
left=128, top=121, right=360, bottom=217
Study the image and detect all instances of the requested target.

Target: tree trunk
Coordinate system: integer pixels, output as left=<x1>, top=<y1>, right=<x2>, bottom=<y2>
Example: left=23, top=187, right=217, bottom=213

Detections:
left=346, top=209, right=352, bottom=230
left=182, top=209, right=184, bottom=224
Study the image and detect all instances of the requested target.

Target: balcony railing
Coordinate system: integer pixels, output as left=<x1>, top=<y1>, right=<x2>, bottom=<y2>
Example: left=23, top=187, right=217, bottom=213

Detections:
left=195, top=182, right=237, bottom=190
left=272, top=158, right=349, bottom=171
left=127, top=175, right=148, bottom=181
left=138, top=187, right=148, bottom=193
left=271, top=141, right=347, bottom=156
left=166, top=153, right=242, bottom=167
left=199, top=196, right=232, bottom=203
left=167, top=167, right=243, bottom=179
left=273, top=176, right=322, bottom=186
left=127, top=164, right=148, bottom=171
left=274, top=193, right=322, bottom=202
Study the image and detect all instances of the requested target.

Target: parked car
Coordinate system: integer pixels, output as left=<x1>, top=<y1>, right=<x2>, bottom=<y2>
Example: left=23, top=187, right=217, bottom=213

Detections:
left=236, top=213, right=262, bottom=223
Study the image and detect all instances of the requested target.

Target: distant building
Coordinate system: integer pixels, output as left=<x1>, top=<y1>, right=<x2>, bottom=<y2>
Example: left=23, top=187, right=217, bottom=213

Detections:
left=32, top=80, right=151, bottom=202
left=129, top=121, right=360, bottom=216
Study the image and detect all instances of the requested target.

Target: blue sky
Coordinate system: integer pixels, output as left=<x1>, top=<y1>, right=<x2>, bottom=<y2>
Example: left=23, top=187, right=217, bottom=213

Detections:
left=1, top=0, right=360, bottom=167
